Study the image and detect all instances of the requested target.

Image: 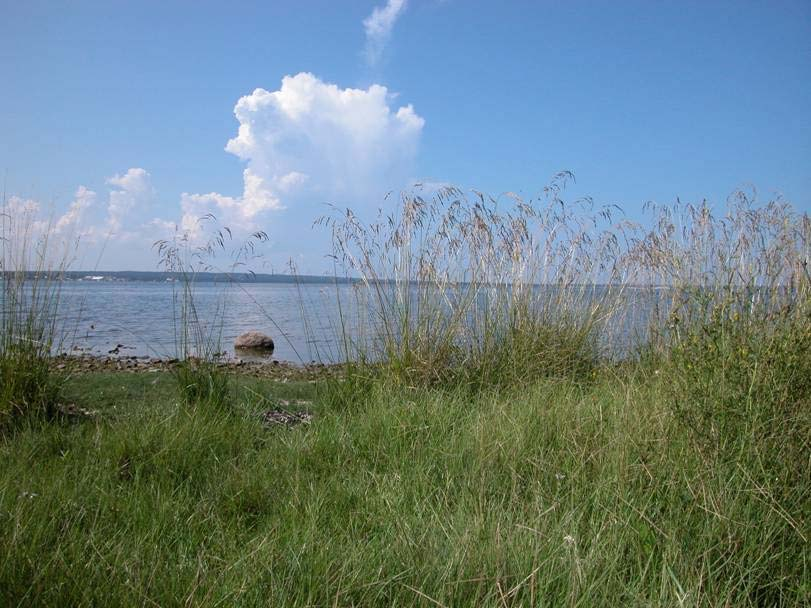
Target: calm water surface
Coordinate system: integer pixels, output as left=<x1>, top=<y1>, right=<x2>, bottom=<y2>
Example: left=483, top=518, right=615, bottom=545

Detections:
left=55, top=282, right=352, bottom=362
left=50, top=281, right=670, bottom=362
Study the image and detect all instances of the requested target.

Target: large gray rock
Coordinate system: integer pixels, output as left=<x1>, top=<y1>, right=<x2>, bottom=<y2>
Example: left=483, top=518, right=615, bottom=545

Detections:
left=234, top=331, right=275, bottom=352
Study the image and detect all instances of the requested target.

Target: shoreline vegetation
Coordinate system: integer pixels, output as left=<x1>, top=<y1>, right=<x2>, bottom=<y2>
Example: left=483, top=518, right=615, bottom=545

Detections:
left=1, top=180, right=809, bottom=606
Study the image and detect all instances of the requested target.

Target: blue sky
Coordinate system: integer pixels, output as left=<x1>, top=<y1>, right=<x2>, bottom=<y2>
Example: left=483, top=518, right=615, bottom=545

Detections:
left=2, top=0, right=810, bottom=271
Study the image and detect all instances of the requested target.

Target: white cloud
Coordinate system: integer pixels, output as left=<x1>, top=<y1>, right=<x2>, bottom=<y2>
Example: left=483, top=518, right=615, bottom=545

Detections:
left=363, top=0, right=408, bottom=66
left=276, top=171, right=308, bottom=192
left=53, top=186, right=96, bottom=234
left=177, top=72, right=424, bottom=236
left=2, top=187, right=95, bottom=239
left=5, top=169, right=151, bottom=244
left=177, top=191, right=242, bottom=239
left=105, top=168, right=154, bottom=233
left=3, top=195, right=40, bottom=217
left=1, top=189, right=96, bottom=269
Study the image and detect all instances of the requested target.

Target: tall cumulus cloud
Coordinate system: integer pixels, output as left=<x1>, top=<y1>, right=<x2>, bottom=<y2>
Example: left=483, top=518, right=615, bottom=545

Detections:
left=180, top=72, right=424, bottom=235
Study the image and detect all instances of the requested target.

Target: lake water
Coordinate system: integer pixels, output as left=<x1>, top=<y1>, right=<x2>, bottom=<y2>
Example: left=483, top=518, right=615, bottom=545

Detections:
left=53, top=281, right=353, bottom=362
left=40, top=281, right=672, bottom=363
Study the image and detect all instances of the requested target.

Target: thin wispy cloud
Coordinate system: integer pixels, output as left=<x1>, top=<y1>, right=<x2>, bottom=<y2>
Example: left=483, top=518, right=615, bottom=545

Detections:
left=363, top=0, right=408, bottom=67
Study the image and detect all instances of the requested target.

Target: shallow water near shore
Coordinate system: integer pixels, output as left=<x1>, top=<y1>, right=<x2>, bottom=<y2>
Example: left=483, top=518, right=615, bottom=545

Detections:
left=52, top=281, right=349, bottom=362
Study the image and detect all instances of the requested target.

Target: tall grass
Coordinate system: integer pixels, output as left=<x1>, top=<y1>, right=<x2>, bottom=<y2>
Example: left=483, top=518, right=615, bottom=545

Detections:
left=320, top=180, right=809, bottom=384
left=629, top=194, right=810, bottom=454
left=154, top=217, right=269, bottom=409
left=630, top=192, right=810, bottom=344
left=319, top=173, right=635, bottom=389
left=628, top=195, right=811, bottom=603
left=0, top=198, right=75, bottom=427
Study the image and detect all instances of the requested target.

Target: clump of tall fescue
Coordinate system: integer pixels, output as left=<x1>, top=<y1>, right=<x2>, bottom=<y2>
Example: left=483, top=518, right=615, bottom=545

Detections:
left=319, top=173, right=632, bottom=389
left=154, top=217, right=268, bottom=409
left=321, top=180, right=809, bottom=398
left=631, top=192, right=809, bottom=338
left=631, top=194, right=810, bottom=455
left=0, top=200, right=74, bottom=427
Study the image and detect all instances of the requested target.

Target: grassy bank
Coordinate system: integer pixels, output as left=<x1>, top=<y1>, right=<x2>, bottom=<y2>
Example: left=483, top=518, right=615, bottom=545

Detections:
left=0, top=365, right=808, bottom=606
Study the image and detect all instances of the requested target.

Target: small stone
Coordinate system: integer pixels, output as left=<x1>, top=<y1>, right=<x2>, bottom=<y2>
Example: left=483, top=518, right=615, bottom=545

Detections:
left=261, top=408, right=313, bottom=428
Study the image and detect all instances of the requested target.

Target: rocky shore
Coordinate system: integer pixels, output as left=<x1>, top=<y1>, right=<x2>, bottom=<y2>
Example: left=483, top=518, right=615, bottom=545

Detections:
left=52, top=354, right=341, bottom=382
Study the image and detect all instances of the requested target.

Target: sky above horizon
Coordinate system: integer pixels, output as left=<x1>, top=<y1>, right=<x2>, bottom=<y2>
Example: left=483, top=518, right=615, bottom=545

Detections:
left=2, top=0, right=810, bottom=272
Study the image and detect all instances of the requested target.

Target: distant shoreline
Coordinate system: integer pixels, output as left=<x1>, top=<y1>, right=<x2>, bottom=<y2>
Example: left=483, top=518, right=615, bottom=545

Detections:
left=15, top=270, right=357, bottom=284
left=9, top=271, right=682, bottom=289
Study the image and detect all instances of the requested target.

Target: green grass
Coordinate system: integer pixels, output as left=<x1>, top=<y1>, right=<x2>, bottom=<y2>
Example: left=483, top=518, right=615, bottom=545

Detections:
left=0, top=342, right=63, bottom=424
left=0, top=368, right=807, bottom=606
left=1, top=199, right=72, bottom=428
